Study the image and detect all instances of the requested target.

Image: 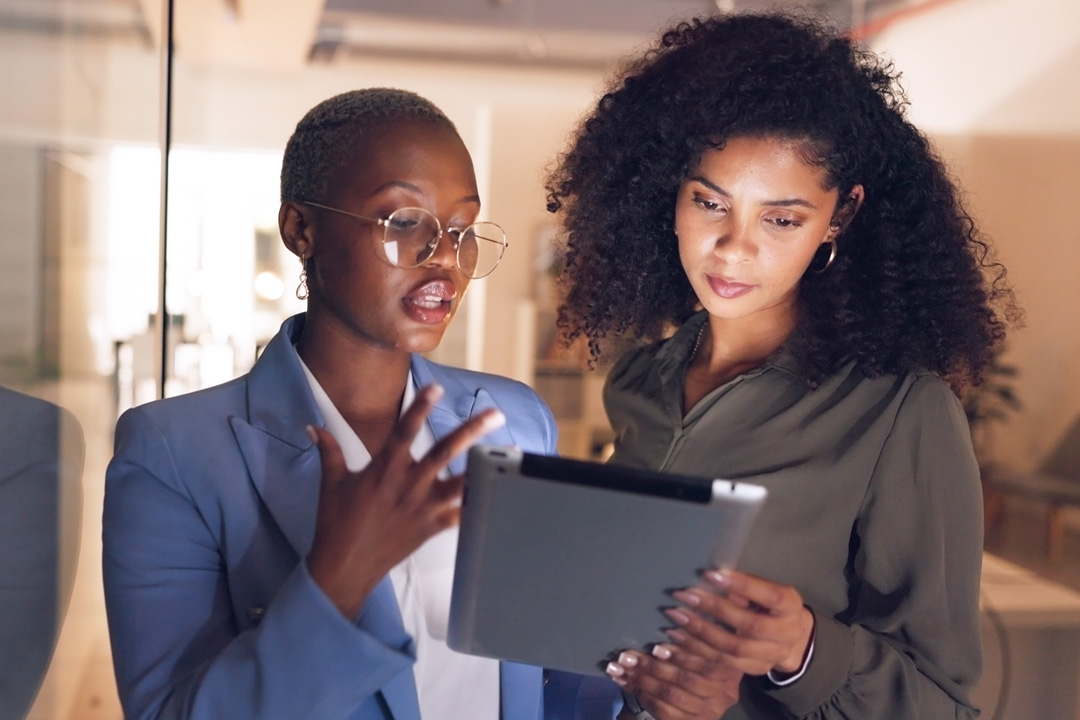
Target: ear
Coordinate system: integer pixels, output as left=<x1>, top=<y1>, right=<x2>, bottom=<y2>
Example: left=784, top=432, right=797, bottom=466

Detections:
left=279, top=200, right=316, bottom=259
left=829, top=184, right=865, bottom=235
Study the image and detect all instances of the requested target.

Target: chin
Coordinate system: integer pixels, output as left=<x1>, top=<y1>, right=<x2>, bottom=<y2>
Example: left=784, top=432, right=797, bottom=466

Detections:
left=401, top=327, right=449, bottom=355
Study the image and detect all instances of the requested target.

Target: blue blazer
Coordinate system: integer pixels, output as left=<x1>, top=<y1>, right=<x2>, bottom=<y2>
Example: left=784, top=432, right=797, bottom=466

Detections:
left=103, top=314, right=620, bottom=720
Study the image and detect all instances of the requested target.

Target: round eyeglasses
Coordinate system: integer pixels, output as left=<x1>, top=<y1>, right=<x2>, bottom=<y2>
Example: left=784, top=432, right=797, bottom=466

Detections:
left=302, top=201, right=508, bottom=279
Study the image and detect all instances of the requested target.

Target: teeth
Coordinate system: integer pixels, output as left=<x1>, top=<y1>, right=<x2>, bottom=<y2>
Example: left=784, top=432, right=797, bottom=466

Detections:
left=412, top=295, right=447, bottom=308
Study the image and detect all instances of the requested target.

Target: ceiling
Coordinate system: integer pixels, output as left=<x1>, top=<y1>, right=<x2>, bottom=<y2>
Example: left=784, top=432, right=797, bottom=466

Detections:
left=0, top=0, right=936, bottom=70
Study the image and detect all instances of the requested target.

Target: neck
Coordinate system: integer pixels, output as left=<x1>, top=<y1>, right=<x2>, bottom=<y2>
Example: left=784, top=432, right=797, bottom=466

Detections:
left=296, top=309, right=412, bottom=428
left=684, top=306, right=796, bottom=413
left=695, top=309, right=796, bottom=373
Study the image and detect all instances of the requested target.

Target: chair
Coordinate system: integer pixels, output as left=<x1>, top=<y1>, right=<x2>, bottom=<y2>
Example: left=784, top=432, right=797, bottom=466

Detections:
left=983, top=415, right=1080, bottom=563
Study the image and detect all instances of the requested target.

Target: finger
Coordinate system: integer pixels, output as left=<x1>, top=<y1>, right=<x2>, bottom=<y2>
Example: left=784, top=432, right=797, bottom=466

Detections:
left=426, top=475, right=466, bottom=529
left=627, top=665, right=711, bottom=717
left=705, top=570, right=802, bottom=615
left=413, top=408, right=506, bottom=480
left=376, top=383, right=445, bottom=471
left=637, top=677, right=741, bottom=720
left=308, top=425, right=346, bottom=492
left=618, top=651, right=713, bottom=701
left=647, top=642, right=742, bottom=684
left=675, top=588, right=794, bottom=646
left=662, top=608, right=781, bottom=674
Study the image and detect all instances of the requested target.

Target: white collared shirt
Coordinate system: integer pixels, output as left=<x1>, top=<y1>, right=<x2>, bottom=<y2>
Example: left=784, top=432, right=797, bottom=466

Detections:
left=298, top=355, right=500, bottom=720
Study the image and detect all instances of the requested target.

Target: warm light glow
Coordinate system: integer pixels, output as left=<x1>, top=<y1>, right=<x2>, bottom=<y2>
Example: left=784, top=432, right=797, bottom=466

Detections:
left=253, top=271, right=284, bottom=301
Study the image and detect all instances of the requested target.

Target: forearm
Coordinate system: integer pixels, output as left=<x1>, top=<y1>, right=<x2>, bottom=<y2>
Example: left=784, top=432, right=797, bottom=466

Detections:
left=761, top=611, right=979, bottom=720
left=109, top=563, right=413, bottom=720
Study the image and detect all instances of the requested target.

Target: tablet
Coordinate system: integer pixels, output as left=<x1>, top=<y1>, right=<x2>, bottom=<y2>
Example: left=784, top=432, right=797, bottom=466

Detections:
left=447, top=445, right=767, bottom=677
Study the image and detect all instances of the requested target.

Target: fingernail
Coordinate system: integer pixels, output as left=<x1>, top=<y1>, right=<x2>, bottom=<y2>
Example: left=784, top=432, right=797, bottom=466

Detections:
left=426, top=384, right=445, bottom=402
left=708, top=570, right=731, bottom=587
left=665, top=628, right=688, bottom=643
left=673, top=589, right=701, bottom=606
left=652, top=644, right=673, bottom=660
left=618, top=651, right=638, bottom=667
left=305, top=425, right=318, bottom=444
left=665, top=608, right=691, bottom=626
left=482, top=410, right=506, bottom=432
left=610, top=675, right=628, bottom=687
left=605, top=661, right=625, bottom=677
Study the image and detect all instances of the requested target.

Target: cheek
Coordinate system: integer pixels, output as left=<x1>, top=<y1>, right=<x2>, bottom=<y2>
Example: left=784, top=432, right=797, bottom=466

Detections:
left=762, top=242, right=821, bottom=286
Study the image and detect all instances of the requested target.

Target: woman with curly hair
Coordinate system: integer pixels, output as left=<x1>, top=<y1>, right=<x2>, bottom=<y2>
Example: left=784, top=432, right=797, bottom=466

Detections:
left=548, top=11, right=1014, bottom=720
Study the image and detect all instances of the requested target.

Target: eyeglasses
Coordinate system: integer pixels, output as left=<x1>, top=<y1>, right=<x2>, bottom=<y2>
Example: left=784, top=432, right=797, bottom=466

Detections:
left=302, top=201, right=508, bottom=279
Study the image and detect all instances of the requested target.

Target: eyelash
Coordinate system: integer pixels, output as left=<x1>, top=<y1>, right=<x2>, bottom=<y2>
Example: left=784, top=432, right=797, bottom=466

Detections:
left=692, top=197, right=723, bottom=213
left=692, top=197, right=804, bottom=229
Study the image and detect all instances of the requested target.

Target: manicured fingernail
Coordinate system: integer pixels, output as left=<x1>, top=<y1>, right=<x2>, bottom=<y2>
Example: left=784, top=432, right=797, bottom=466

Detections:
left=673, top=589, right=701, bottom=606
left=305, top=425, right=318, bottom=444
left=618, top=652, right=638, bottom=667
left=665, top=628, right=688, bottom=643
left=665, top=608, right=691, bottom=626
left=426, top=384, right=445, bottom=401
left=482, top=410, right=506, bottom=432
left=708, top=569, right=731, bottom=587
left=652, top=644, right=673, bottom=660
left=605, top=662, right=625, bottom=677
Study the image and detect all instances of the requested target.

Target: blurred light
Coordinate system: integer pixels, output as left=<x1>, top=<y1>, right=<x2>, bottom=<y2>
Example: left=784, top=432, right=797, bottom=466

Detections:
left=254, top=271, right=284, bottom=301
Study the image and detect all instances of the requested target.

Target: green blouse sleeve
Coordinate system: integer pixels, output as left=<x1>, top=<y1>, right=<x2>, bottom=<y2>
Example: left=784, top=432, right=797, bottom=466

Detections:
left=762, top=374, right=984, bottom=719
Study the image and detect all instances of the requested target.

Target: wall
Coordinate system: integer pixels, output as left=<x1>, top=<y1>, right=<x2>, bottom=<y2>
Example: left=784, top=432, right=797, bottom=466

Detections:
left=872, top=0, right=1080, bottom=473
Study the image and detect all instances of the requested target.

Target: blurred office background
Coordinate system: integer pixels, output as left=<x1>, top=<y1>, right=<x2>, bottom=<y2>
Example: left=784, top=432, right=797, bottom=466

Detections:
left=1, top=0, right=1079, bottom=718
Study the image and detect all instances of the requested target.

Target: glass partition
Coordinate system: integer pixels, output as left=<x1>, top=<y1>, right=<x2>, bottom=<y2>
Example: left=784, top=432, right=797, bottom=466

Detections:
left=0, top=0, right=164, bottom=716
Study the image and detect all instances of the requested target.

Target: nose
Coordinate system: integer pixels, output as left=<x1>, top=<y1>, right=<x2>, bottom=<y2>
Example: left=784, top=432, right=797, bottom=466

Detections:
left=424, top=226, right=460, bottom=269
left=712, top=218, right=756, bottom=264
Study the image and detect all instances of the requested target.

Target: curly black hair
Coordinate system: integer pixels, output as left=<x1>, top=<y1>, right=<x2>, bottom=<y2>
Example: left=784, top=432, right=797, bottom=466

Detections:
left=547, top=11, right=1016, bottom=390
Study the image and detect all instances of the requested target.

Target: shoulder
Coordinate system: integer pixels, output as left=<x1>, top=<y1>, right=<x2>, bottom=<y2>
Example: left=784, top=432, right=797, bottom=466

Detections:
left=874, top=368, right=966, bottom=429
left=117, top=377, right=247, bottom=433
left=111, top=378, right=253, bottom=486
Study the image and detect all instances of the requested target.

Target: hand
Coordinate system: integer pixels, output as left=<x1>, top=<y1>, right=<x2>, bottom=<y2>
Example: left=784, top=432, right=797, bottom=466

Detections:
left=664, top=570, right=815, bottom=677
left=305, top=383, right=505, bottom=619
left=607, top=646, right=742, bottom=720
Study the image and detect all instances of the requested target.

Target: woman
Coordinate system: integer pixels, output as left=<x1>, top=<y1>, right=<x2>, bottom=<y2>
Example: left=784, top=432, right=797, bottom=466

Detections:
left=548, top=13, right=1015, bottom=720
left=103, top=88, right=619, bottom=720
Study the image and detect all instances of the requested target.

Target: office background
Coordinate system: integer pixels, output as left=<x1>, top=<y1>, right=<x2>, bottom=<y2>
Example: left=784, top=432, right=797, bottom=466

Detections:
left=1, top=0, right=1079, bottom=717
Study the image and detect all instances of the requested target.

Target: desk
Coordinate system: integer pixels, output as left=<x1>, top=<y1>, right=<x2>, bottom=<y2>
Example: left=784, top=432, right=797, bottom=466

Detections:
left=975, top=553, right=1080, bottom=719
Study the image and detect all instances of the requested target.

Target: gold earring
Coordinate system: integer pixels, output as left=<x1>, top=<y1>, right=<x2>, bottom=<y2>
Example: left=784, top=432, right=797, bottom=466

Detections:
left=295, top=253, right=309, bottom=300
left=814, top=237, right=838, bottom=274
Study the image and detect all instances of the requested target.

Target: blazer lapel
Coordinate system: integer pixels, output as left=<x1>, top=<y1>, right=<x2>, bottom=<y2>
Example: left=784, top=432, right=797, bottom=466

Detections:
left=234, top=316, right=324, bottom=557
left=412, top=356, right=516, bottom=476
left=239, top=316, right=422, bottom=720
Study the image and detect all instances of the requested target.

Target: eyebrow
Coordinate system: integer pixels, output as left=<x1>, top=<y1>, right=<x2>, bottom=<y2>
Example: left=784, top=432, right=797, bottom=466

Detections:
left=687, top=175, right=821, bottom=211
left=370, top=180, right=481, bottom=206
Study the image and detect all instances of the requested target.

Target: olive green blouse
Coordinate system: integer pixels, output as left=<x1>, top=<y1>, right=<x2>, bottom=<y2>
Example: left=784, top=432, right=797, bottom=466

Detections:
left=604, top=311, right=982, bottom=720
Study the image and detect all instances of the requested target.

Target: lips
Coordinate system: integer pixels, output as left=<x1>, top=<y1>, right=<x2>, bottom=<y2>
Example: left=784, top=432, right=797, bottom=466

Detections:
left=706, top=275, right=754, bottom=299
left=402, top=278, right=457, bottom=324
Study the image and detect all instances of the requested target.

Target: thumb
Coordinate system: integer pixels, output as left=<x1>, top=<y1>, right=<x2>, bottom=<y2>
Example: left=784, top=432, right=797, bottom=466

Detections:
left=307, top=425, right=346, bottom=492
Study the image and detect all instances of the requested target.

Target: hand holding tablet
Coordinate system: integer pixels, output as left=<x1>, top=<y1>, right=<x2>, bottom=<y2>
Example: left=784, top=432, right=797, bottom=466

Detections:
left=447, top=445, right=767, bottom=677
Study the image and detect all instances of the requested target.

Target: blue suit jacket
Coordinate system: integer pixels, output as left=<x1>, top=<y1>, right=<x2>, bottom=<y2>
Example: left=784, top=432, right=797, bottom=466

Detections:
left=103, top=314, right=620, bottom=720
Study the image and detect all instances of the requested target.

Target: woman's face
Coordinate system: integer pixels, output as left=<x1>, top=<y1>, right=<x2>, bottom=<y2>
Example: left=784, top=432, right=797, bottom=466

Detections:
left=306, top=121, right=479, bottom=355
left=675, top=135, right=841, bottom=326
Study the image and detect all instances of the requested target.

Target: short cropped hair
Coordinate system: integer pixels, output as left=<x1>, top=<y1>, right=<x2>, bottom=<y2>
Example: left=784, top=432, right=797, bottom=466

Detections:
left=280, top=88, right=456, bottom=204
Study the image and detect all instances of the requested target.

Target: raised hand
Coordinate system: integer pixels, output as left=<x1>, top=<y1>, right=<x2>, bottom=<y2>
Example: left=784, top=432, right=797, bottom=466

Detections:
left=305, top=383, right=505, bottom=619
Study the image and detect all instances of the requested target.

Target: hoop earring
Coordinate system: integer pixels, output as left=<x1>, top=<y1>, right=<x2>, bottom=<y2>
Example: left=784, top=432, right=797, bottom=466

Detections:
left=813, top=238, right=838, bottom=274
left=295, top=253, right=310, bottom=300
